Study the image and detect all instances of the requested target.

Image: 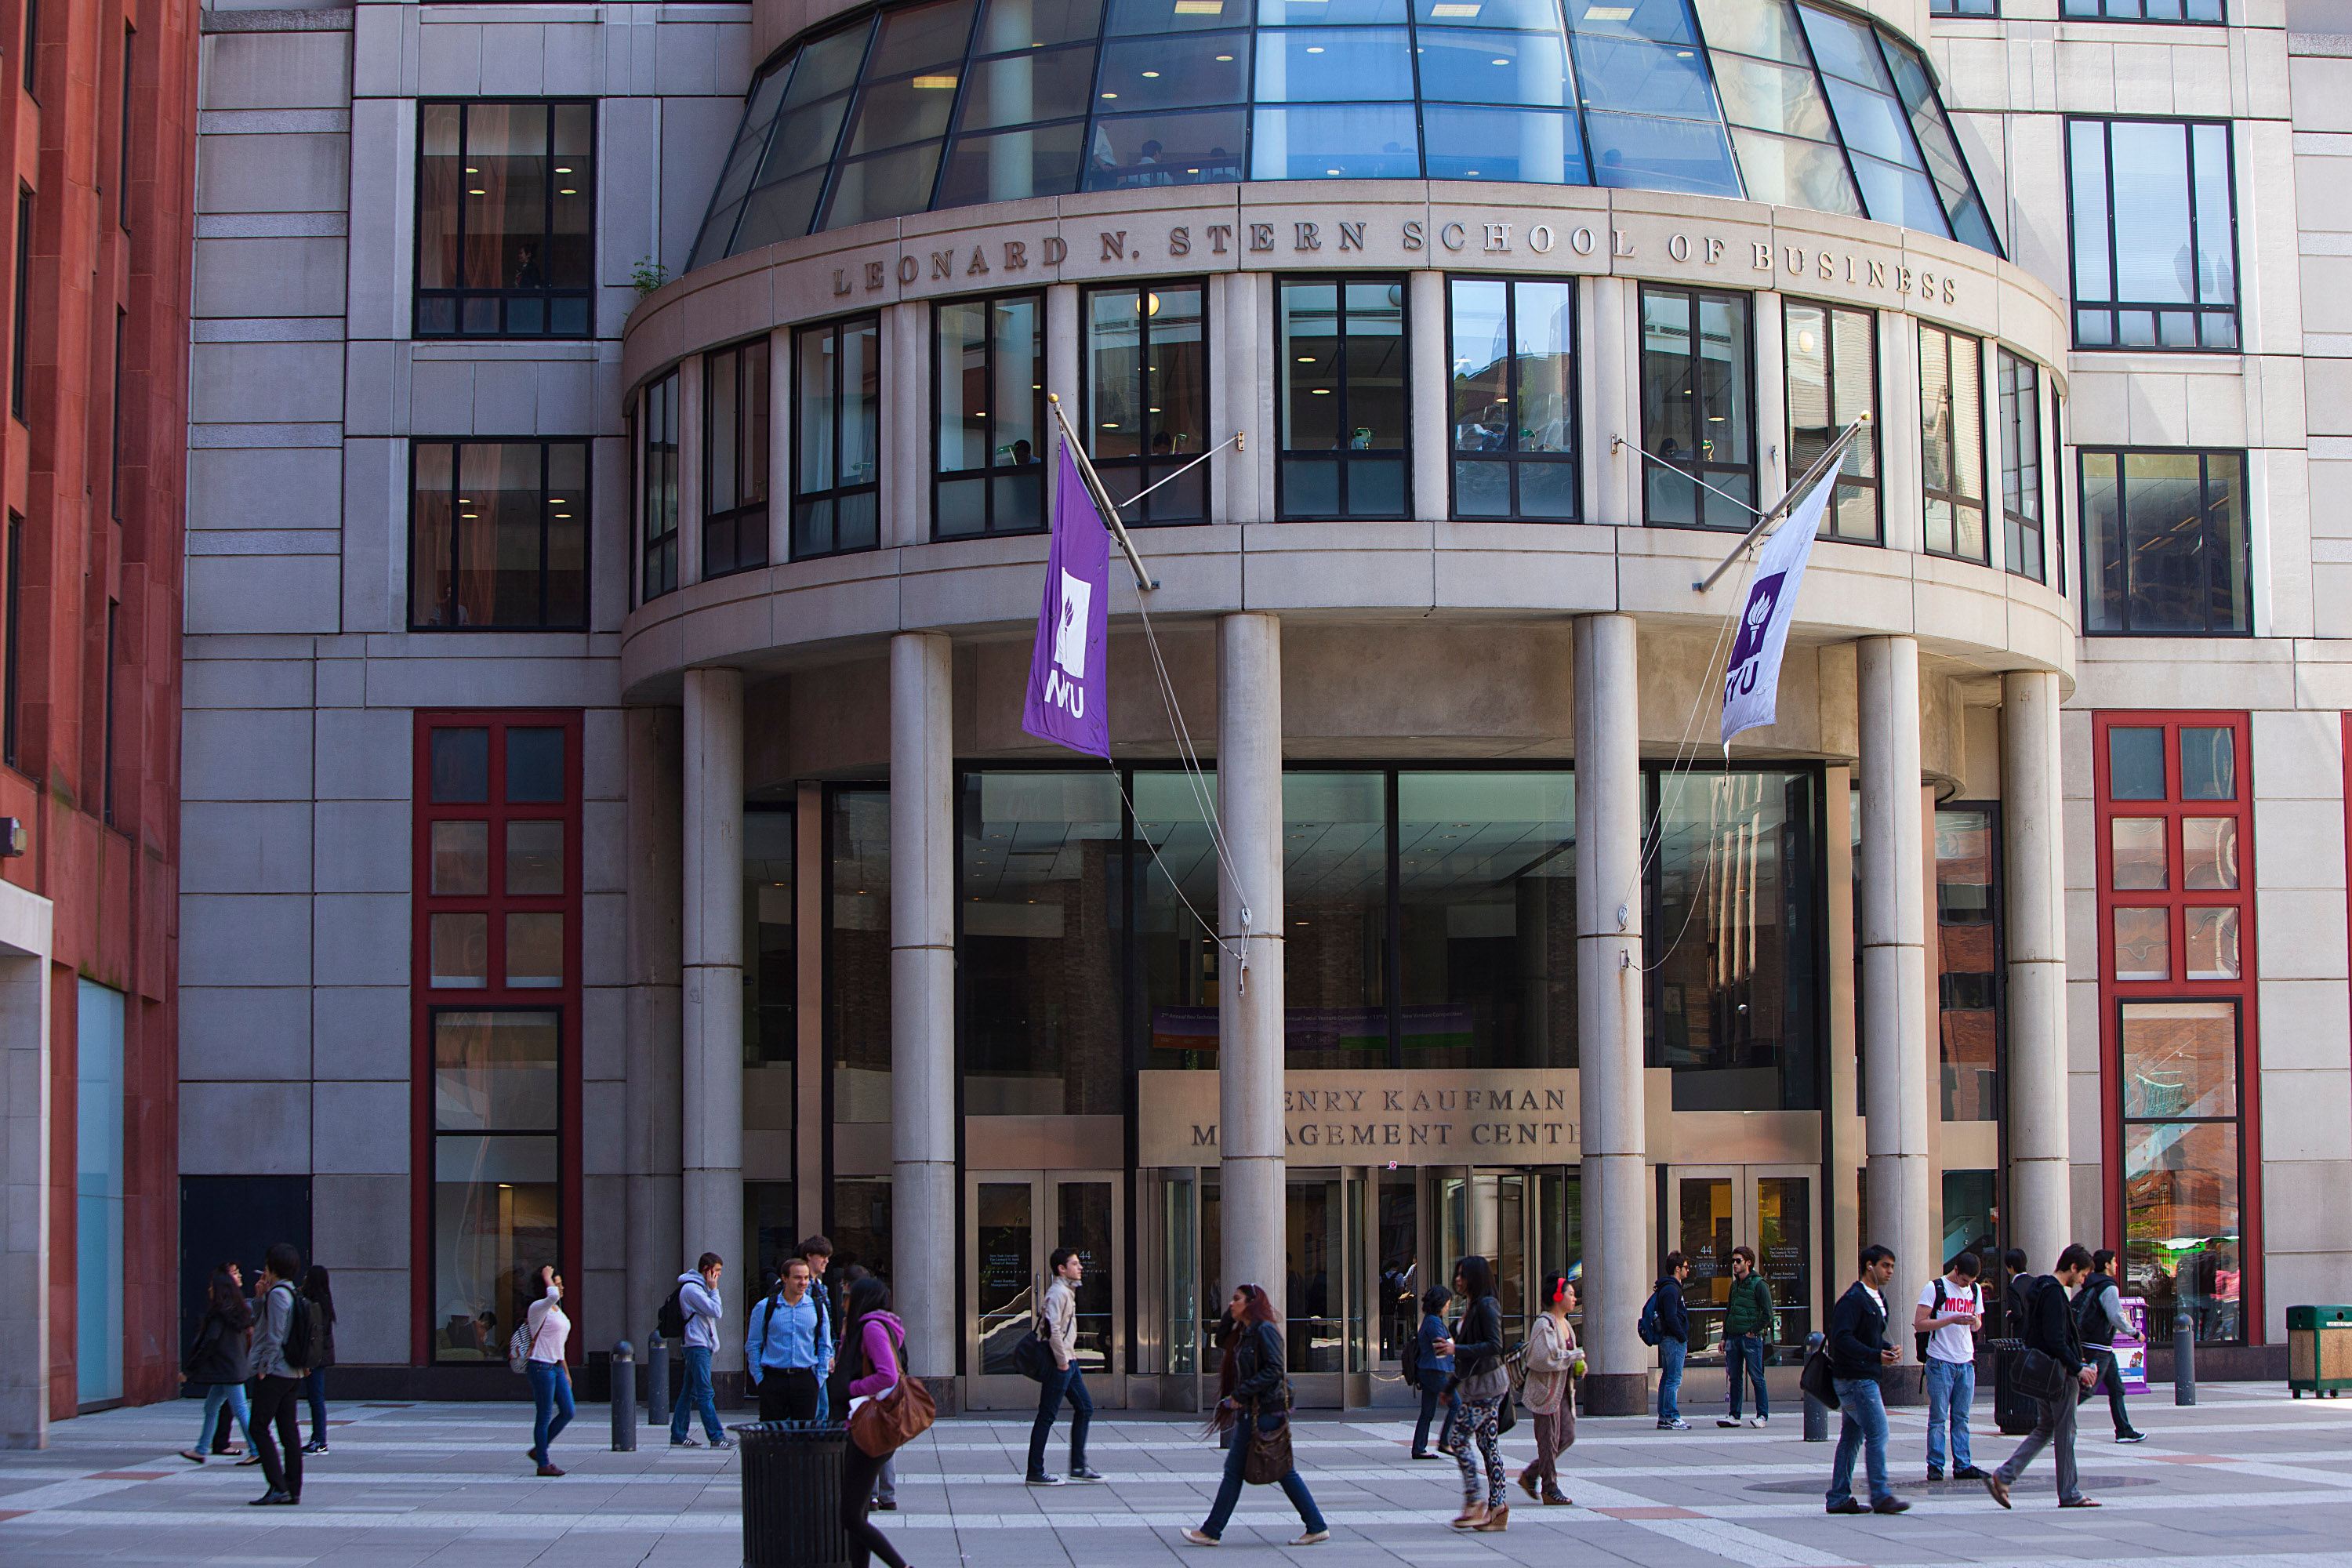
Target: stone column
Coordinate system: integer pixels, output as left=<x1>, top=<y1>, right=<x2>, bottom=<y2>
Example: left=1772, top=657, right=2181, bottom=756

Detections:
left=891, top=632, right=957, bottom=1382
left=1858, top=635, right=1933, bottom=1339
left=1574, top=612, right=1648, bottom=1416
left=1408, top=270, right=1447, bottom=521
left=625, top=707, right=685, bottom=1345
left=1218, top=612, right=1286, bottom=1311
left=2002, top=670, right=2071, bottom=1272
left=681, top=670, right=745, bottom=1383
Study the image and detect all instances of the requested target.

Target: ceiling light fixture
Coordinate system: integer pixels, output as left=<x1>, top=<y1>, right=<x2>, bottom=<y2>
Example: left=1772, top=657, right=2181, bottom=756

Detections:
left=913, top=74, right=959, bottom=89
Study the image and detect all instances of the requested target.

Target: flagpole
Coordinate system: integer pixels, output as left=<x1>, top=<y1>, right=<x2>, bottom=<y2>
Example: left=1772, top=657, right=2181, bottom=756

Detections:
left=1047, top=394, right=1159, bottom=593
left=1679, top=412, right=1873, bottom=593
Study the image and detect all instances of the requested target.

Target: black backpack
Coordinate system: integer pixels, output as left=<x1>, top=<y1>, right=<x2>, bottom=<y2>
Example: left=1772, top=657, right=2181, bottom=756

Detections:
left=1915, top=1279, right=1946, bottom=1363
left=277, top=1283, right=318, bottom=1372
left=657, top=1285, right=688, bottom=1341
left=1401, top=1326, right=1422, bottom=1390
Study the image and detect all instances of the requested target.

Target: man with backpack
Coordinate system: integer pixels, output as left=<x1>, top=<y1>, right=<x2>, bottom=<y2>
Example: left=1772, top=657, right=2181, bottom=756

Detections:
left=1824, top=1244, right=1908, bottom=1515
left=667, top=1251, right=735, bottom=1450
left=1914, top=1251, right=1987, bottom=1480
left=2078, top=1248, right=2146, bottom=1443
left=1719, top=1245, right=1772, bottom=1428
left=1985, top=1245, right=2101, bottom=1509
left=746, top=1257, right=829, bottom=1421
left=1642, top=1252, right=1692, bottom=1431
left=248, top=1242, right=317, bottom=1507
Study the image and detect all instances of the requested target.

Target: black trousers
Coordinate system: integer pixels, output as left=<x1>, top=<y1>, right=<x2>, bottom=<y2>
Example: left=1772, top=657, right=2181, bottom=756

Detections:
left=2090, top=1348, right=2134, bottom=1435
left=842, top=1443, right=906, bottom=1568
left=251, top=1375, right=304, bottom=1499
left=756, top=1367, right=819, bottom=1422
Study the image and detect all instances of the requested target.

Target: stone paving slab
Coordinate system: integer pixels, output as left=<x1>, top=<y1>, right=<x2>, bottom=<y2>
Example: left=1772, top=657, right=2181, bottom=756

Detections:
left=4, top=1386, right=2351, bottom=1565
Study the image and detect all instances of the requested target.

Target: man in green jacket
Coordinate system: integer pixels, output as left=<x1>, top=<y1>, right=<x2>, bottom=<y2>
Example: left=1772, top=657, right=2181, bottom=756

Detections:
left=1719, top=1245, right=1773, bottom=1428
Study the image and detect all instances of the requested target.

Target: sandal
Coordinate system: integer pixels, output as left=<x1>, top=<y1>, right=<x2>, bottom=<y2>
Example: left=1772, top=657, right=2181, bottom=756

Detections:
left=1474, top=1503, right=1511, bottom=1532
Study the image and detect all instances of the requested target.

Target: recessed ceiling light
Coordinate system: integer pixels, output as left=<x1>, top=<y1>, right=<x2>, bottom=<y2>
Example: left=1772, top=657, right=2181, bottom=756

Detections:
left=1583, top=4, right=1633, bottom=16
left=1431, top=2, right=1480, bottom=13
left=1306, top=44, right=1324, bottom=51
left=1492, top=56, right=1510, bottom=64
left=1326, top=166, right=1341, bottom=173
left=1311, top=388, right=1330, bottom=394
left=1214, top=53, right=1234, bottom=60
left=913, top=74, right=959, bottom=89
left=1185, top=166, right=1200, bottom=173
left=1173, top=0, right=1223, bottom=12
left=1142, top=70, right=1161, bottom=77
left=469, top=188, right=487, bottom=196
left=554, top=165, right=572, bottom=174
left=1102, top=91, right=1118, bottom=98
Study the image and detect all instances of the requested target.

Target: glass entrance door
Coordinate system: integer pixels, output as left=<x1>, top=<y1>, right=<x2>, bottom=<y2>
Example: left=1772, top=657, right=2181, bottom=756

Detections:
left=964, top=1169, right=1125, bottom=1409
left=1669, top=1165, right=1816, bottom=1366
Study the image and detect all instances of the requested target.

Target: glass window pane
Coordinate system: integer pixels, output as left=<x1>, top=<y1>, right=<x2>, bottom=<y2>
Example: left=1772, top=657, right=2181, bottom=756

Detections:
left=2192, top=122, right=2234, bottom=307
left=432, top=727, right=491, bottom=803
left=1421, top=107, right=1582, bottom=183
left=1136, top=769, right=1221, bottom=1070
left=953, top=42, right=1099, bottom=129
left=1103, top=31, right=1250, bottom=110
left=868, top=0, right=978, bottom=78
left=433, top=821, right=490, bottom=895
left=506, top=820, right=564, bottom=896
left=2180, top=726, right=2235, bottom=800
left=507, top=727, right=564, bottom=801
left=993, top=295, right=1043, bottom=472
left=430, top=911, right=490, bottom=989
left=1281, top=771, right=1388, bottom=1069
left=1254, top=27, right=1412, bottom=100
left=1728, top=129, right=1860, bottom=215
left=2109, top=818, right=2167, bottom=890
left=1514, top=281, right=1575, bottom=456
left=1712, top=52, right=1835, bottom=141
left=978, top=0, right=1104, bottom=49
left=1936, top=808, right=1998, bottom=1122
left=1697, top=295, right=1751, bottom=465
left=2122, top=1121, right=2240, bottom=1345
left=74, top=982, right=125, bottom=1403
left=832, top=789, right=893, bottom=1116
left=1058, top=1181, right=1115, bottom=1374
left=822, top=143, right=946, bottom=229
left=1694, top=0, right=1809, bottom=65
left=1281, top=281, right=1341, bottom=451
left=2181, top=817, right=2238, bottom=890
left=2107, top=726, right=2165, bottom=799
left=434, top=1010, right=561, bottom=1131
left=2109, top=120, right=2194, bottom=307
left=937, top=301, right=989, bottom=474
left=2112, top=906, right=2169, bottom=982
left=937, top=122, right=1087, bottom=205
left=1081, top=108, right=1247, bottom=188
left=1285, top=1176, right=1343, bottom=1371
left=2183, top=906, right=2239, bottom=981
left=1757, top=1175, right=1812, bottom=1346
left=976, top=1181, right=1034, bottom=1373
left=1583, top=111, right=1740, bottom=197
left=506, top=913, right=564, bottom=987
left=433, top=1132, right=558, bottom=1362
left=1087, top=289, right=1144, bottom=459
left=1414, top=28, right=1570, bottom=107
left=2122, top=997, right=2236, bottom=1117
left=1250, top=103, right=1420, bottom=178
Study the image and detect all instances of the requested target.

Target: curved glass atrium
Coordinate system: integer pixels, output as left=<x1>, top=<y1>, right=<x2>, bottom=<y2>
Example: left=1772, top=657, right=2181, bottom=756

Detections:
left=690, top=0, right=2001, bottom=267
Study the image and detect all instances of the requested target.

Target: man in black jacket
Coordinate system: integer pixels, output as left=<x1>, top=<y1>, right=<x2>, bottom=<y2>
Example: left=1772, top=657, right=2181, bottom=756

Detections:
left=1653, top=1253, right=1692, bottom=1431
left=2078, top=1248, right=2145, bottom=1443
left=1986, top=1245, right=2101, bottom=1509
left=1824, top=1245, right=1908, bottom=1515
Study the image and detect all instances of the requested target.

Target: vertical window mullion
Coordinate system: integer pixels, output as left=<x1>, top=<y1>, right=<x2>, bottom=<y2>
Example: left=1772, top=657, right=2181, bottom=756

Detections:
left=448, top=444, right=464, bottom=626
left=539, top=442, right=553, bottom=626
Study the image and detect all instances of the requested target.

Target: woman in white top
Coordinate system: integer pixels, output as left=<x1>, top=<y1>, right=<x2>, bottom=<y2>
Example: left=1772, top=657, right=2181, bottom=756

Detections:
left=524, top=1265, right=574, bottom=1476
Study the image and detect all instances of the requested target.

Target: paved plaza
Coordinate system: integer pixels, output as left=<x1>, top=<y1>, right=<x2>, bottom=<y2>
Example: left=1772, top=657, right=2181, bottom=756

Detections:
left=6, top=1386, right=2352, bottom=1566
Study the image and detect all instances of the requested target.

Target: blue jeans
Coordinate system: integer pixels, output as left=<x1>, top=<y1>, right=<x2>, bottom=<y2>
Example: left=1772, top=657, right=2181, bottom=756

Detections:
left=527, top=1359, right=574, bottom=1461
left=1924, top=1357, right=1974, bottom=1472
left=1725, top=1334, right=1769, bottom=1419
left=194, top=1381, right=252, bottom=1450
left=1827, top=1375, right=1892, bottom=1505
left=1657, top=1338, right=1687, bottom=1424
left=1202, top=1408, right=1326, bottom=1540
left=1413, top=1383, right=1459, bottom=1455
left=670, top=1345, right=725, bottom=1443
left=296, top=1367, right=327, bottom=1445
left=1027, top=1363, right=1092, bottom=1476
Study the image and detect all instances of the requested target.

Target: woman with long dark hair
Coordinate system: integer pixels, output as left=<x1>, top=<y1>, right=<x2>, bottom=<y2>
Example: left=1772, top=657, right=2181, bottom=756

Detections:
left=1518, top=1272, right=1578, bottom=1506
left=180, top=1268, right=256, bottom=1464
left=1180, top=1284, right=1329, bottom=1548
left=833, top=1275, right=909, bottom=1568
left=297, top=1265, right=338, bottom=1454
left=1437, top=1256, right=1511, bottom=1531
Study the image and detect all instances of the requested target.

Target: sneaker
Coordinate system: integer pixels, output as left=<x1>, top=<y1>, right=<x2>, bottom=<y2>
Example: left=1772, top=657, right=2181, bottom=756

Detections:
left=1718, top=1417, right=1741, bottom=1428
left=671, top=1437, right=704, bottom=1449
left=1069, top=1465, right=1106, bottom=1483
left=1181, top=1528, right=1220, bottom=1547
left=302, top=1440, right=328, bottom=1455
left=1927, top=1468, right=1944, bottom=1482
left=2117, top=1431, right=2147, bottom=1444
left=1291, top=1530, right=1330, bottom=1546
left=1747, top=1415, right=1768, bottom=1428
left=1028, top=1472, right=1065, bottom=1486
left=1871, top=1497, right=1911, bottom=1515
left=1661, top=1419, right=1691, bottom=1432
left=1984, top=1472, right=2011, bottom=1509
left=1825, top=1499, right=1867, bottom=1515
left=1954, top=1465, right=1987, bottom=1480
left=710, top=1437, right=738, bottom=1450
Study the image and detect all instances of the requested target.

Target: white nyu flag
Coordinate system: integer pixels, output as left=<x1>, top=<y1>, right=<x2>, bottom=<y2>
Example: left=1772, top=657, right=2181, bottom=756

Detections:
left=1719, top=470, right=1838, bottom=746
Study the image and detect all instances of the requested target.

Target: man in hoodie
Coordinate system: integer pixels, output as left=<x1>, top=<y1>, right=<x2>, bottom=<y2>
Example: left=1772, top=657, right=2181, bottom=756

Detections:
left=2078, top=1248, right=2145, bottom=1443
left=1027, top=1247, right=1105, bottom=1485
left=1652, top=1252, right=1692, bottom=1431
left=1824, top=1244, right=1909, bottom=1516
left=670, top=1252, right=735, bottom=1450
left=1986, top=1245, right=2101, bottom=1509
left=248, top=1242, right=312, bottom=1507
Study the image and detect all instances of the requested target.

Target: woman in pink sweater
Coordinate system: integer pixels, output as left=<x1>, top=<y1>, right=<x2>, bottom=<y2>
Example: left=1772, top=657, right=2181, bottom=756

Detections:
left=836, top=1276, right=909, bottom=1568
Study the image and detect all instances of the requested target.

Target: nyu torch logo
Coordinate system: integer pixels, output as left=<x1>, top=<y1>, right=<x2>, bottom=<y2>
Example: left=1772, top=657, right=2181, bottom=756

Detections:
left=1043, top=569, right=1094, bottom=717
left=1722, top=572, right=1786, bottom=705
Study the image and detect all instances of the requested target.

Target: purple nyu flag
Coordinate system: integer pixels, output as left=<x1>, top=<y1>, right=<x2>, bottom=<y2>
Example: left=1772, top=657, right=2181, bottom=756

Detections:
left=1022, top=446, right=1112, bottom=757
left=1719, top=467, right=1837, bottom=746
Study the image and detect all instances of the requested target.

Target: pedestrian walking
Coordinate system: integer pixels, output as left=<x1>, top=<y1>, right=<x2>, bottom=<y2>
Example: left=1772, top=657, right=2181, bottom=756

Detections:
left=836, top=1261, right=895, bottom=1509
left=2078, top=1249, right=2145, bottom=1443
left=522, top=1265, right=575, bottom=1475
left=1409, top=1285, right=1457, bottom=1460
left=1516, top=1273, right=1579, bottom=1507
left=833, top=1276, right=912, bottom=1568
left=1719, top=1244, right=1772, bottom=1428
left=1985, top=1245, right=2102, bottom=1510
left=1646, top=1251, right=1693, bottom=1430
left=669, top=1251, right=735, bottom=1450
left=1438, top=1254, right=1512, bottom=1532
left=1915, top=1251, right=1986, bottom=1481
left=747, top=1256, right=829, bottom=1421
left=1824, top=1243, right=1909, bottom=1516
left=1027, top=1246, right=1104, bottom=1485
left=179, top=1268, right=255, bottom=1465
left=296, top=1265, right=337, bottom=1454
left=248, top=1242, right=314, bottom=1506
left=1179, top=1284, right=1330, bottom=1548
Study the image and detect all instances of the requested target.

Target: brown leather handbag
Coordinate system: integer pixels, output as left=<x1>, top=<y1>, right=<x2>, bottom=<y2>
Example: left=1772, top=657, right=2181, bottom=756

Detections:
left=848, top=1323, right=938, bottom=1457
left=1243, top=1399, right=1293, bottom=1485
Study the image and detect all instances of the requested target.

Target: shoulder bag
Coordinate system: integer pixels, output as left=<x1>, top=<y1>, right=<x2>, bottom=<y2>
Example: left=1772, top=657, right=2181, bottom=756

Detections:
left=1799, top=1345, right=1840, bottom=1410
left=2011, top=1346, right=2069, bottom=1403
left=1243, top=1397, right=1294, bottom=1485
left=849, top=1323, right=939, bottom=1457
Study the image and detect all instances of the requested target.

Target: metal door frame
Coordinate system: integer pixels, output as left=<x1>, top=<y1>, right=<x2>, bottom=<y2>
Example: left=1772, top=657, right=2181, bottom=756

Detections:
left=962, top=1167, right=1128, bottom=1410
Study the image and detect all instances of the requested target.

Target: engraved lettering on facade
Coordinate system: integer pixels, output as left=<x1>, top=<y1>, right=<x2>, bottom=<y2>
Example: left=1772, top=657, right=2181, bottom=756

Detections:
left=1668, top=233, right=1690, bottom=262
left=1867, top=260, right=1886, bottom=288
left=1102, top=230, right=1128, bottom=262
left=1484, top=222, right=1512, bottom=252
left=898, top=255, right=921, bottom=284
left=1402, top=219, right=1425, bottom=251
left=1002, top=241, right=1027, bottom=270
left=1295, top=221, right=1321, bottom=250
left=931, top=250, right=953, bottom=279
left=1250, top=223, right=1276, bottom=251
left=1570, top=226, right=1596, bottom=255
left=1706, top=236, right=1725, bottom=264
left=1042, top=236, right=1067, bottom=264
left=1170, top=226, right=1192, bottom=256
left=1440, top=221, right=1468, bottom=251
left=1754, top=241, right=1773, bottom=270
left=966, top=246, right=989, bottom=275
left=1613, top=228, right=1634, bottom=257
left=866, top=260, right=885, bottom=289
left=1338, top=221, right=1366, bottom=251
left=833, top=268, right=851, bottom=296
left=1529, top=223, right=1554, bottom=253
left=1207, top=224, right=1233, bottom=254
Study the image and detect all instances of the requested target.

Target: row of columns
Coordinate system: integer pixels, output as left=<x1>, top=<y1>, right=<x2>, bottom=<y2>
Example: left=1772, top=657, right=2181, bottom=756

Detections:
left=644, top=619, right=2071, bottom=1399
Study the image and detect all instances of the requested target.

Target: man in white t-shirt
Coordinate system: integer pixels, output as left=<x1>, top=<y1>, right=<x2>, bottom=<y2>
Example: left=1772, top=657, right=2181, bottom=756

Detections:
left=1914, top=1252, right=1986, bottom=1482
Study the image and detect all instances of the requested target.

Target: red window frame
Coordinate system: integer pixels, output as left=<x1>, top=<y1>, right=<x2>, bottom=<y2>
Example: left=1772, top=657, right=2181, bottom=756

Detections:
left=408, top=710, right=586, bottom=1366
left=2091, top=710, right=2260, bottom=1345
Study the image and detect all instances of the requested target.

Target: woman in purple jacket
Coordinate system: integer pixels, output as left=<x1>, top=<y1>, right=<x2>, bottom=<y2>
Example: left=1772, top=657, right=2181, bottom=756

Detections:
left=833, top=1276, right=910, bottom=1568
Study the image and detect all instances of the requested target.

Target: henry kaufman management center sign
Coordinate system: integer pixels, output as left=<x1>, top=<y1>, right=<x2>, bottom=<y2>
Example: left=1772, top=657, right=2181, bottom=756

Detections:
left=1136, top=1070, right=1581, bottom=1167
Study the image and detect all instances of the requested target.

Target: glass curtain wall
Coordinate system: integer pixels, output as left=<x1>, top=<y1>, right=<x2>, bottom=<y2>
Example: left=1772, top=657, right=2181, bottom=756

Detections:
left=1084, top=281, right=1210, bottom=524
left=2081, top=450, right=2250, bottom=636
left=830, top=789, right=892, bottom=1122
left=1935, top=807, right=1999, bottom=1122
left=1919, top=323, right=1986, bottom=561
left=1783, top=299, right=1878, bottom=542
left=640, top=371, right=680, bottom=600
left=1998, top=350, right=2044, bottom=582
left=1447, top=277, right=1577, bottom=520
left=1282, top=772, right=1389, bottom=1068
left=1640, top=285, right=1754, bottom=530
left=744, top=806, right=796, bottom=1066
left=2067, top=118, right=2237, bottom=349
left=1278, top=278, right=1409, bottom=519
left=705, top=336, right=772, bottom=577
left=793, top=315, right=882, bottom=558
left=936, top=292, right=1047, bottom=537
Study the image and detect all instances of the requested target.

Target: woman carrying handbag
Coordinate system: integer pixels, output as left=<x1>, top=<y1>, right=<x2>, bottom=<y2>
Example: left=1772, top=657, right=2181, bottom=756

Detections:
left=1517, top=1273, right=1581, bottom=1507
left=1437, top=1255, right=1512, bottom=1531
left=1181, top=1285, right=1330, bottom=1548
left=833, top=1276, right=916, bottom=1568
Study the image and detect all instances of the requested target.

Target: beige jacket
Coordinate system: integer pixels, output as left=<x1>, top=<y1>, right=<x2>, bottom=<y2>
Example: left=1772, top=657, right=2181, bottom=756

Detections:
left=1522, top=1311, right=1577, bottom=1416
left=1043, top=1276, right=1078, bottom=1369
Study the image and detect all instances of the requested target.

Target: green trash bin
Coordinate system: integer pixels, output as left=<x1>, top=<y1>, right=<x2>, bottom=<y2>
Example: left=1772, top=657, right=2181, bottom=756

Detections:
left=2287, top=1307, right=2352, bottom=1399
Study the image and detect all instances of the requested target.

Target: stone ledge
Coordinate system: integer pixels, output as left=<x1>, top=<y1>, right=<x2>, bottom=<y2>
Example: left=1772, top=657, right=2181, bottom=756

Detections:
left=200, top=7, right=354, bottom=34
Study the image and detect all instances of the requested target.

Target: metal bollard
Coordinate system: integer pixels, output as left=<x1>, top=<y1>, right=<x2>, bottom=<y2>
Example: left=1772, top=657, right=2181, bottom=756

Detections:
left=2175, top=1309, right=2197, bottom=1406
left=649, top=1331, right=672, bottom=1427
left=1802, top=1332, right=1829, bottom=1442
left=611, top=1340, right=637, bottom=1450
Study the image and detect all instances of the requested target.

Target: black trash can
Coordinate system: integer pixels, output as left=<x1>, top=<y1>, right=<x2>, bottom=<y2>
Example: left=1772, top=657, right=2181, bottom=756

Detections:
left=1989, top=1340, right=2035, bottom=1436
left=735, top=1421, right=849, bottom=1568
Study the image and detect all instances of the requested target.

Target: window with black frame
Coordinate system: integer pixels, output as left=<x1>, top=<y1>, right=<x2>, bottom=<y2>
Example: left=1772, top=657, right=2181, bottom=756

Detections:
left=1640, top=285, right=1753, bottom=530
left=410, top=439, right=588, bottom=630
left=1919, top=321, right=1987, bottom=562
left=2081, top=449, right=2249, bottom=635
left=640, top=371, right=679, bottom=600
left=2067, top=117, right=2236, bottom=350
left=936, top=292, right=1044, bottom=538
left=416, top=101, right=593, bottom=339
left=2063, top=0, right=2221, bottom=18
left=1083, top=281, right=1209, bottom=526
left=1998, top=350, right=2044, bottom=583
left=705, top=338, right=771, bottom=578
left=1277, top=278, right=1407, bottom=520
left=1783, top=299, right=1877, bottom=543
left=793, top=314, right=880, bottom=559
left=1929, top=0, right=1998, bottom=13
left=1447, top=278, right=1576, bottom=521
